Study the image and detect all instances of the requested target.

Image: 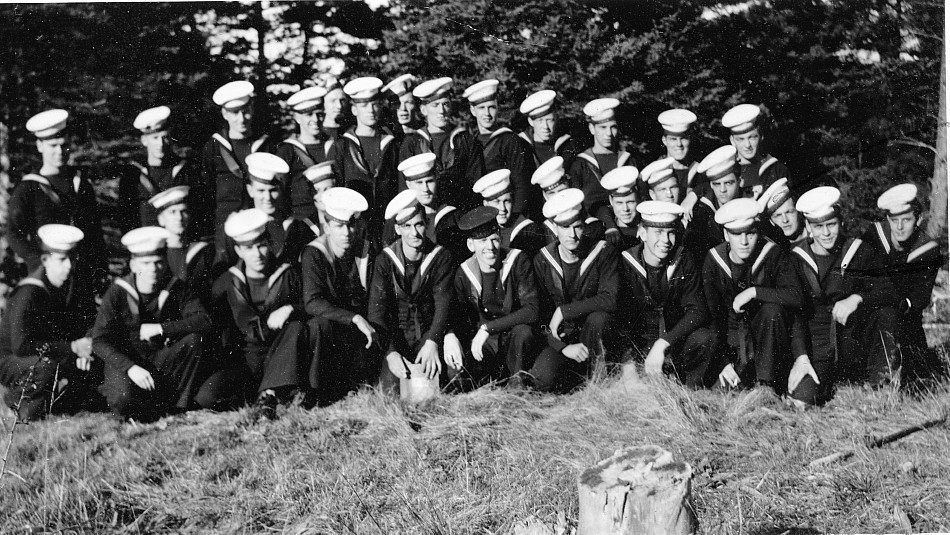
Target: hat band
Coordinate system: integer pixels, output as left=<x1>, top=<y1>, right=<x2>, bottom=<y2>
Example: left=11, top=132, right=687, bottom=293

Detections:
left=641, top=219, right=680, bottom=229
left=482, top=186, right=511, bottom=201
left=588, top=114, right=615, bottom=125
left=468, top=94, right=497, bottom=106
left=468, top=222, right=501, bottom=240
left=552, top=210, right=584, bottom=226
left=325, top=212, right=358, bottom=225
left=528, top=106, right=554, bottom=119
left=609, top=187, right=635, bottom=198
left=140, top=124, right=168, bottom=135
left=649, top=174, right=676, bottom=188
left=885, top=204, right=914, bottom=217
left=725, top=222, right=759, bottom=234
left=707, top=165, right=737, bottom=182
left=249, top=173, right=277, bottom=185
left=395, top=204, right=424, bottom=225
left=541, top=177, right=567, bottom=192
left=350, top=94, right=380, bottom=104
left=130, top=247, right=167, bottom=258
left=232, top=231, right=268, bottom=247
left=155, top=199, right=187, bottom=212
left=420, top=90, right=450, bottom=104
left=294, top=102, right=323, bottom=114
left=804, top=209, right=839, bottom=225
left=404, top=171, right=435, bottom=182
left=34, top=128, right=67, bottom=140
left=729, top=121, right=758, bottom=135
left=40, top=243, right=75, bottom=255
left=308, top=174, right=334, bottom=185
left=764, top=190, right=791, bottom=215
left=662, top=127, right=690, bottom=136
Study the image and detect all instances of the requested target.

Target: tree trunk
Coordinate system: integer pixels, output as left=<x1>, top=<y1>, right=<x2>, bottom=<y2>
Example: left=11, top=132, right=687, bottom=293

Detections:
left=252, top=2, right=269, bottom=122
left=577, top=445, right=696, bottom=535
left=0, top=121, right=11, bottom=314
left=927, top=44, right=947, bottom=240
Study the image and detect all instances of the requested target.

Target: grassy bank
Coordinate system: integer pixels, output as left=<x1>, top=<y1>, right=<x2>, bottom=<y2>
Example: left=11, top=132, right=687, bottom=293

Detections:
left=2, top=362, right=949, bottom=534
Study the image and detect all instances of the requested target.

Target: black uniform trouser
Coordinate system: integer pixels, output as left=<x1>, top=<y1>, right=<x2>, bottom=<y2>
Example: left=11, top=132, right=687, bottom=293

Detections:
left=468, top=324, right=538, bottom=385
left=99, top=333, right=215, bottom=420
left=309, top=317, right=380, bottom=405
left=718, top=303, right=790, bottom=386
left=528, top=311, right=609, bottom=393
left=791, top=305, right=899, bottom=405
left=898, top=312, right=944, bottom=381
left=1, top=352, right=106, bottom=421
left=240, top=320, right=310, bottom=397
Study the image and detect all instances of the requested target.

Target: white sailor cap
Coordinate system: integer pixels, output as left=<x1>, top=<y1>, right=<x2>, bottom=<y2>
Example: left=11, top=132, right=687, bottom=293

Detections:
left=122, top=226, right=171, bottom=257
left=386, top=189, right=423, bottom=223
left=134, top=106, right=171, bottom=134
left=796, top=186, right=841, bottom=223
left=463, top=79, right=500, bottom=105
left=37, top=224, right=83, bottom=254
left=722, top=103, right=762, bottom=135
left=413, top=77, right=454, bottom=103
left=224, top=208, right=270, bottom=245
left=531, top=156, right=567, bottom=191
left=287, top=86, right=328, bottom=113
left=758, top=178, right=792, bottom=216
left=383, top=74, right=418, bottom=97
left=304, top=161, right=336, bottom=186
left=877, top=183, right=919, bottom=216
left=583, top=98, right=620, bottom=124
left=245, top=152, right=289, bottom=185
left=322, top=187, right=368, bottom=223
left=26, top=109, right=69, bottom=139
left=398, top=152, right=437, bottom=181
left=658, top=108, right=697, bottom=135
left=715, top=198, right=762, bottom=232
left=473, top=169, right=512, bottom=200
left=324, top=77, right=344, bottom=93
left=344, top=77, right=384, bottom=103
left=600, top=166, right=639, bottom=197
left=641, top=157, right=677, bottom=188
left=520, top=90, right=557, bottom=118
left=148, top=185, right=190, bottom=212
left=698, top=145, right=738, bottom=181
left=213, top=81, right=255, bottom=110
left=543, top=188, right=585, bottom=225
left=637, top=200, right=684, bottom=228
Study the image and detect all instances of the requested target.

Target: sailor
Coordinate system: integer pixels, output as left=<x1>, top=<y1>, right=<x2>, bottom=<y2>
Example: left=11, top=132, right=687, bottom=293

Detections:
left=0, top=224, right=103, bottom=421
left=93, top=227, right=219, bottom=420
left=518, top=89, right=582, bottom=168
left=391, top=152, right=466, bottom=260
left=787, top=187, right=900, bottom=405
left=128, top=106, right=193, bottom=228
left=322, top=78, right=347, bottom=143
left=619, top=201, right=716, bottom=387
left=244, top=153, right=308, bottom=265
left=463, top=79, right=535, bottom=219
left=684, top=145, right=742, bottom=264
left=399, top=77, right=486, bottom=211
left=599, top=166, right=642, bottom=250
left=721, top=103, right=790, bottom=199
left=368, top=190, right=460, bottom=392
left=302, top=188, right=378, bottom=404
left=532, top=156, right=605, bottom=244
left=702, top=198, right=803, bottom=391
left=654, top=108, right=703, bottom=216
left=528, top=189, right=618, bottom=392
left=294, top=161, right=338, bottom=243
left=473, top=169, right=545, bottom=255
left=382, top=74, right=421, bottom=136
left=276, top=85, right=334, bottom=219
left=570, top=98, right=637, bottom=246
left=148, top=186, right=214, bottom=305
left=452, top=206, right=540, bottom=386
left=757, top=178, right=807, bottom=251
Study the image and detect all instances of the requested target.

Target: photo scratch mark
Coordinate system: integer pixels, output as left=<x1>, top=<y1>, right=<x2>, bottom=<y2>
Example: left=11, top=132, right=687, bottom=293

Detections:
left=443, top=18, right=550, bottom=49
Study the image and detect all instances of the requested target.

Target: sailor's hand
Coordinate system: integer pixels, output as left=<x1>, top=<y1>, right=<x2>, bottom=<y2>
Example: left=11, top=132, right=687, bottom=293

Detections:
left=718, top=363, right=740, bottom=388
left=787, top=355, right=820, bottom=394
left=733, top=287, right=757, bottom=313
left=139, top=323, right=163, bottom=342
left=128, top=365, right=155, bottom=391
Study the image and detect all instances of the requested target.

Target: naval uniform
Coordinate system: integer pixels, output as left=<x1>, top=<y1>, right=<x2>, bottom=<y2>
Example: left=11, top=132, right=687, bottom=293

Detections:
left=569, top=149, right=637, bottom=234
left=684, top=192, right=725, bottom=265
left=477, top=127, right=536, bottom=218
left=499, top=215, right=546, bottom=255
left=332, top=127, right=401, bottom=247
left=275, top=135, right=336, bottom=219
left=518, top=130, right=582, bottom=220
left=302, top=236, right=377, bottom=403
left=453, top=249, right=540, bottom=383
left=126, top=158, right=193, bottom=228
left=530, top=240, right=618, bottom=392
left=738, top=154, right=789, bottom=200
left=93, top=275, right=216, bottom=420
left=702, top=239, right=804, bottom=386
left=619, top=244, right=717, bottom=388
left=165, top=240, right=215, bottom=306
left=789, top=236, right=900, bottom=404
left=399, top=126, right=486, bottom=212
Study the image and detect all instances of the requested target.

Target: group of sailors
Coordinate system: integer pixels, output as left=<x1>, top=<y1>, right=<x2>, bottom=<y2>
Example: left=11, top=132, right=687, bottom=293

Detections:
left=1, top=73, right=943, bottom=422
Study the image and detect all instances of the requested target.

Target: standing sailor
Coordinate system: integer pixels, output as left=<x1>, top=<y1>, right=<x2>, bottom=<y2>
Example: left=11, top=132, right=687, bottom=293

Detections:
left=721, top=104, right=790, bottom=199
left=128, top=106, right=193, bottom=228
left=277, top=85, right=334, bottom=219
left=382, top=74, right=421, bottom=137
left=473, top=169, right=545, bottom=255
left=148, top=186, right=214, bottom=304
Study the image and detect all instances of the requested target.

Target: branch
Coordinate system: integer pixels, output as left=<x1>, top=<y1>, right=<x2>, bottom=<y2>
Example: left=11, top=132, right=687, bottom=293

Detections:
left=809, top=413, right=949, bottom=468
left=888, top=138, right=938, bottom=154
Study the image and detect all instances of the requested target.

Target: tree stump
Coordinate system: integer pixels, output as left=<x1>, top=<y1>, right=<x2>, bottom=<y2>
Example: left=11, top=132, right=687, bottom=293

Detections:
left=577, top=445, right=696, bottom=535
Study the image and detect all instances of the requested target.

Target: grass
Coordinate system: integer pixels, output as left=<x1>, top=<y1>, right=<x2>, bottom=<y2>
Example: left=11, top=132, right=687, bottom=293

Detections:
left=1, top=355, right=949, bottom=535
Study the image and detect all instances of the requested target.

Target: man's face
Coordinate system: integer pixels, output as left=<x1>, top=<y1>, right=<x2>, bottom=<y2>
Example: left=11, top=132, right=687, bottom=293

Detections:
left=485, top=193, right=512, bottom=226
left=406, top=177, right=438, bottom=207
left=421, top=98, right=451, bottom=130
left=887, top=212, right=917, bottom=243
left=731, top=129, right=761, bottom=161
left=610, top=193, right=638, bottom=225
left=769, top=198, right=801, bottom=238
left=395, top=212, right=427, bottom=250
left=468, top=233, right=501, bottom=269
left=555, top=219, right=585, bottom=253
left=725, top=229, right=759, bottom=262
left=326, top=218, right=356, bottom=253
left=234, top=240, right=270, bottom=274
left=352, top=99, right=382, bottom=128
left=661, top=134, right=690, bottom=162
left=470, top=100, right=498, bottom=131
left=312, top=180, right=333, bottom=211
left=157, top=204, right=190, bottom=237
left=710, top=175, right=739, bottom=206
left=36, top=137, right=69, bottom=168
left=396, top=93, right=418, bottom=126
left=642, top=226, right=677, bottom=261
left=42, top=252, right=72, bottom=288
left=130, top=255, right=166, bottom=294
left=649, top=180, right=680, bottom=204
left=222, top=105, right=253, bottom=137
left=294, top=108, right=324, bottom=139
left=324, top=89, right=346, bottom=124
left=807, top=217, right=841, bottom=251
left=528, top=113, right=557, bottom=144
left=247, top=181, right=281, bottom=215
left=589, top=120, right=618, bottom=151
left=141, top=131, right=170, bottom=161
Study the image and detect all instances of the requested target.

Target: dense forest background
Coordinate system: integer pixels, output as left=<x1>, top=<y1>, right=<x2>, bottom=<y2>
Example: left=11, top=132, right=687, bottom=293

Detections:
left=0, top=0, right=944, bottom=288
